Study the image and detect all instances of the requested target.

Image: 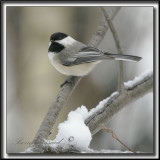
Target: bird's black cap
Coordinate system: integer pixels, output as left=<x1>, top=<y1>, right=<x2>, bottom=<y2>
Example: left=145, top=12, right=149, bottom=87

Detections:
left=50, top=32, right=68, bottom=42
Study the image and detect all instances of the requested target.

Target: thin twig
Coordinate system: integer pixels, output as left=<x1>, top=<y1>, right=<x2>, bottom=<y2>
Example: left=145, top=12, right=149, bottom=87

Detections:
left=100, top=7, right=125, bottom=93
left=100, top=124, right=136, bottom=153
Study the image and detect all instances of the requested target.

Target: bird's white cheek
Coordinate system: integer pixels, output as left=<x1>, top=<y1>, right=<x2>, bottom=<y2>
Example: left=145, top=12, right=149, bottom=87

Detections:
left=55, top=36, right=75, bottom=47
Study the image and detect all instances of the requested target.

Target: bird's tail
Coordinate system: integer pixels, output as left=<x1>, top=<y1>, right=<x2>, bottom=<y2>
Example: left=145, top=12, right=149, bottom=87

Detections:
left=103, top=52, right=142, bottom=62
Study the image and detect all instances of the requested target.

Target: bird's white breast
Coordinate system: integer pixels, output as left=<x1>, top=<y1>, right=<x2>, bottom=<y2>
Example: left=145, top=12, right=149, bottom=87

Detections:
left=48, top=52, right=98, bottom=76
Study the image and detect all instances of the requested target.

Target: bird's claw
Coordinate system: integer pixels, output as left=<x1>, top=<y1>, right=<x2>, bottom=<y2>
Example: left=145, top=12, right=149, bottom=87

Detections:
left=60, top=76, right=73, bottom=88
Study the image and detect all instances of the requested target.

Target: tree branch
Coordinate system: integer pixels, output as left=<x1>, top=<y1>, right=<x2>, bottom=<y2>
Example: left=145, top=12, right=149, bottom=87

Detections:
left=89, top=7, right=121, bottom=47
left=30, top=7, right=121, bottom=152
left=85, top=70, right=153, bottom=135
left=101, top=7, right=125, bottom=93
left=25, top=70, right=153, bottom=153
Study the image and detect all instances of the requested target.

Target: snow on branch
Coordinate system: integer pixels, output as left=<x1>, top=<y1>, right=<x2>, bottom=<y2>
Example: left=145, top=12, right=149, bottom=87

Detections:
left=85, top=70, right=153, bottom=135
left=24, top=70, right=153, bottom=153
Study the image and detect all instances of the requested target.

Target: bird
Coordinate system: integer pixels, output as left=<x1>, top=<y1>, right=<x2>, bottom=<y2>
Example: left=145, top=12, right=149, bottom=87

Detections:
left=48, top=32, right=142, bottom=78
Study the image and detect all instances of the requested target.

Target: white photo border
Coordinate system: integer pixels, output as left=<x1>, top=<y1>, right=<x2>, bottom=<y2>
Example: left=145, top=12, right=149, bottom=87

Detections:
left=2, top=1, right=159, bottom=159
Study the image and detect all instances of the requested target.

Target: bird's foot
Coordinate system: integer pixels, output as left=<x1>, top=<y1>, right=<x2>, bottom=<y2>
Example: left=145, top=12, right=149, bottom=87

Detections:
left=60, top=76, right=73, bottom=88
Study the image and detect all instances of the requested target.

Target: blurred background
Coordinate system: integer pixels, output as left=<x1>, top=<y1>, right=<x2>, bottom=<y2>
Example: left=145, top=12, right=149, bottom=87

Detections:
left=6, top=6, right=153, bottom=153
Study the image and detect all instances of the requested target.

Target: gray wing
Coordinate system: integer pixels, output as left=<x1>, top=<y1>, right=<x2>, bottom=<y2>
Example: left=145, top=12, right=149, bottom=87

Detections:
left=62, top=46, right=114, bottom=66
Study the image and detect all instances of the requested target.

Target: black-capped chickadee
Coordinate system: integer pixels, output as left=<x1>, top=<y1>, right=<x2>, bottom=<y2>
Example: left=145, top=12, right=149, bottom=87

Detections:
left=48, top=32, right=142, bottom=76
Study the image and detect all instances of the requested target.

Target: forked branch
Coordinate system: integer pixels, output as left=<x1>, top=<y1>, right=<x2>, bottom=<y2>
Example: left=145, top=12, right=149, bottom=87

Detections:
left=101, top=7, right=125, bottom=93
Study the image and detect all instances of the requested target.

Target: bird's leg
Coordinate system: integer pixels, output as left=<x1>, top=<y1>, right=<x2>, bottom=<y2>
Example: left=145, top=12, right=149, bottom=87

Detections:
left=60, top=75, right=74, bottom=88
